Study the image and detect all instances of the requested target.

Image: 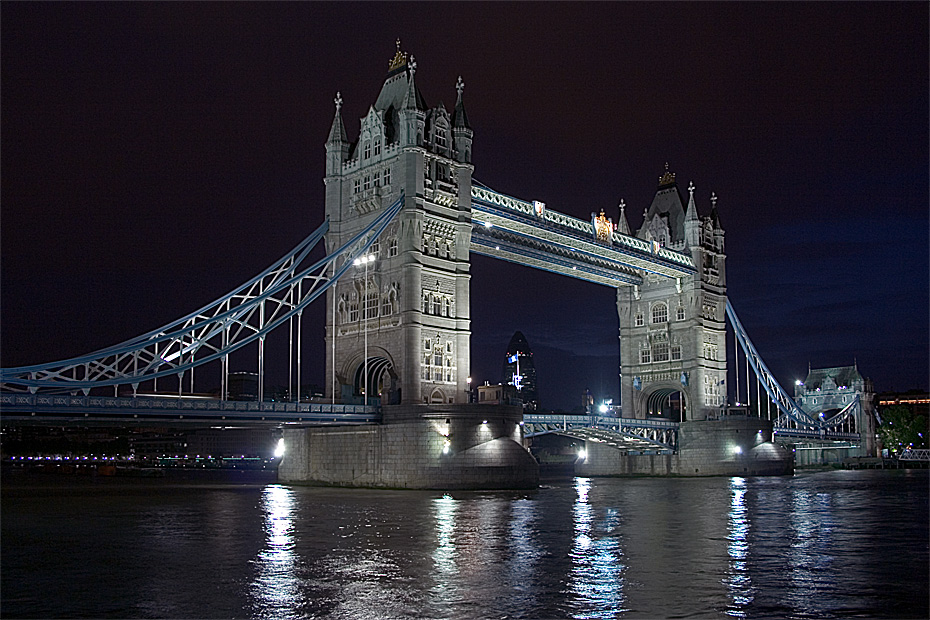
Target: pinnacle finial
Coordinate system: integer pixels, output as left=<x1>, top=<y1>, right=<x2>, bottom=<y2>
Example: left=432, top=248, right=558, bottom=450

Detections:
left=619, top=199, right=626, bottom=211
left=711, top=192, right=718, bottom=209
left=456, top=76, right=465, bottom=96
left=688, top=181, right=695, bottom=196
left=409, top=55, right=417, bottom=77
left=334, top=92, right=343, bottom=112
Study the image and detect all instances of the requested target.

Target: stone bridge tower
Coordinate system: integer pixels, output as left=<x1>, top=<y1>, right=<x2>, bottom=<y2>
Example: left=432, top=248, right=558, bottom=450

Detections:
left=617, top=167, right=727, bottom=421
left=323, top=44, right=474, bottom=406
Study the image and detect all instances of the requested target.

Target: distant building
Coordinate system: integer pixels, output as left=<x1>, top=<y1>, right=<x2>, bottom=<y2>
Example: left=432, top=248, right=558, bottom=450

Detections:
left=477, top=383, right=519, bottom=406
left=228, top=372, right=258, bottom=401
left=794, top=364, right=877, bottom=456
left=501, top=331, right=538, bottom=411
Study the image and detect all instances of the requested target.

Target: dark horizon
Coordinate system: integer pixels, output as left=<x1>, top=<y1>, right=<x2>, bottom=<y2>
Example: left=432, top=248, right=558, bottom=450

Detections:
left=2, top=3, right=927, bottom=411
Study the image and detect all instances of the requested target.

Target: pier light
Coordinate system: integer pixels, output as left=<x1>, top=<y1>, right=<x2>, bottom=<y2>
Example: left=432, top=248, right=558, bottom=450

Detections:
left=482, top=420, right=488, bottom=425
left=443, top=440, right=450, bottom=455
left=733, top=446, right=742, bottom=454
left=578, top=449, right=587, bottom=460
left=274, top=438, right=285, bottom=458
left=599, top=404, right=609, bottom=414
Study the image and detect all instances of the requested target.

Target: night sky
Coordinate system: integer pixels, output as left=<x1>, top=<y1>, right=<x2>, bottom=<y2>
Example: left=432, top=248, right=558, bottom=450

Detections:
left=2, top=3, right=927, bottom=411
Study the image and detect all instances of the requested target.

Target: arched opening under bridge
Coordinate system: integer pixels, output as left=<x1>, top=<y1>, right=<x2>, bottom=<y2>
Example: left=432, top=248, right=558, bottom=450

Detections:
left=645, top=387, right=688, bottom=422
left=353, top=356, right=396, bottom=403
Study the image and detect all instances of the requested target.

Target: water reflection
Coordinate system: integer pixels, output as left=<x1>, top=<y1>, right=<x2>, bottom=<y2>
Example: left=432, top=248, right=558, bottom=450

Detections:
left=569, top=478, right=626, bottom=618
left=250, top=484, right=303, bottom=619
left=726, top=477, right=755, bottom=617
left=432, top=494, right=459, bottom=587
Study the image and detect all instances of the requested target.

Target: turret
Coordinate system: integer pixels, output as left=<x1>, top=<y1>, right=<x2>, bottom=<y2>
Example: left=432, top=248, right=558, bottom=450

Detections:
left=452, top=76, right=473, bottom=164
left=325, top=92, right=349, bottom=176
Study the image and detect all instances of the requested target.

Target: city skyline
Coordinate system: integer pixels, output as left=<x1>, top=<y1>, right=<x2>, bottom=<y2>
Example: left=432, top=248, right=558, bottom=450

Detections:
left=2, top=3, right=927, bottom=411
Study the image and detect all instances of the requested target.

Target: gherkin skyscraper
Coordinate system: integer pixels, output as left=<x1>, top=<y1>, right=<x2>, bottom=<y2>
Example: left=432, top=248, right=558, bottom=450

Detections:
left=502, top=331, right=538, bottom=411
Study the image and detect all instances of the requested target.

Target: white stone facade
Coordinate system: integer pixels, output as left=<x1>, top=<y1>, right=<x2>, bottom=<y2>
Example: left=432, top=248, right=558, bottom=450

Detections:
left=324, top=48, right=474, bottom=405
left=618, top=172, right=727, bottom=420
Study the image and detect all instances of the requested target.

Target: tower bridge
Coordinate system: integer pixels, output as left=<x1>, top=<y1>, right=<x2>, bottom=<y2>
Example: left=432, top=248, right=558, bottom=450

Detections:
left=1, top=44, right=875, bottom=485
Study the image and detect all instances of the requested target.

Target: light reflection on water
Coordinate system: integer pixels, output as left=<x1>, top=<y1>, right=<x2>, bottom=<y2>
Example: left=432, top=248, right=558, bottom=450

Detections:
left=726, top=477, right=755, bottom=617
left=250, top=484, right=303, bottom=619
left=569, top=477, right=627, bottom=618
left=3, top=471, right=926, bottom=619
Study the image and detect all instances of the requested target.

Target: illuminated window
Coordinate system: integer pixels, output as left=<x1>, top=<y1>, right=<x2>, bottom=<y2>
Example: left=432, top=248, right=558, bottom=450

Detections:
left=635, top=313, right=644, bottom=327
left=676, top=306, right=685, bottom=321
left=652, top=303, right=668, bottom=324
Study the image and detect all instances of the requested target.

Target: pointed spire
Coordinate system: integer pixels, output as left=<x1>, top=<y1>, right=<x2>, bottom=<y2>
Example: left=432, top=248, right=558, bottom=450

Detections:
left=327, top=91, right=347, bottom=144
left=402, top=55, right=425, bottom=111
left=710, top=191, right=721, bottom=228
left=617, top=199, right=631, bottom=234
left=685, top=180, right=699, bottom=222
left=452, top=75, right=470, bottom=129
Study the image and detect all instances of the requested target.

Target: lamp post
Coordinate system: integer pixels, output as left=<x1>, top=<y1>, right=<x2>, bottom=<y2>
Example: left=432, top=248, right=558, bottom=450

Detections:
left=466, top=376, right=472, bottom=403
left=354, top=253, right=375, bottom=406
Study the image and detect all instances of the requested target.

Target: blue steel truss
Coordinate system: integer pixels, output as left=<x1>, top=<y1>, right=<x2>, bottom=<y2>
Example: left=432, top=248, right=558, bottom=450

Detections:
left=725, top=299, right=861, bottom=431
left=523, top=414, right=677, bottom=452
left=1, top=194, right=405, bottom=394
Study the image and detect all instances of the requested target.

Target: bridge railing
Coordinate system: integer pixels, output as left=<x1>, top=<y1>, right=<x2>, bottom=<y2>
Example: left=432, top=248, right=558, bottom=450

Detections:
left=0, top=393, right=381, bottom=423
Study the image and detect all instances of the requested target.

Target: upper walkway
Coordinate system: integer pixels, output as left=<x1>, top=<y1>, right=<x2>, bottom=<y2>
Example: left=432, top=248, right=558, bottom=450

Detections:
left=470, top=183, right=695, bottom=287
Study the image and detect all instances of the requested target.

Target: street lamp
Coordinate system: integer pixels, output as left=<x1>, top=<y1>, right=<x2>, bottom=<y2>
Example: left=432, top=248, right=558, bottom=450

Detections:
left=466, top=376, right=472, bottom=403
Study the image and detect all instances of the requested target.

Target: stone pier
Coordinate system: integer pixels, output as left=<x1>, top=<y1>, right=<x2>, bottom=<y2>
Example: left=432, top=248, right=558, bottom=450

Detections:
left=278, top=404, right=539, bottom=489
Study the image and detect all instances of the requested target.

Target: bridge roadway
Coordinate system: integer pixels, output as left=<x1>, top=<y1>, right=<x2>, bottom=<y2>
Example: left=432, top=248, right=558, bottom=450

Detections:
left=1, top=394, right=861, bottom=449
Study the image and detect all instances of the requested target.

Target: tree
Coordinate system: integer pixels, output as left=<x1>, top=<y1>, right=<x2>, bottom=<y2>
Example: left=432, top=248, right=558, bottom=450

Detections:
left=877, top=405, right=927, bottom=454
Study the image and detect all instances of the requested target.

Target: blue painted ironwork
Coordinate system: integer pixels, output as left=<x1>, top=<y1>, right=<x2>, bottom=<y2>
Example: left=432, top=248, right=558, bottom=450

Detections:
left=1, top=194, right=405, bottom=394
left=523, top=414, right=677, bottom=451
left=725, top=299, right=861, bottom=434
left=0, top=393, right=379, bottom=425
left=471, top=182, right=695, bottom=287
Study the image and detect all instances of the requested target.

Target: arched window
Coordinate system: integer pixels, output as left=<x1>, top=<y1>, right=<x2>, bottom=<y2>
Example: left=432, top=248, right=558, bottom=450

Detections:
left=652, top=303, right=668, bottom=324
left=634, top=313, right=644, bottom=327
left=364, top=142, right=371, bottom=159
left=676, top=305, right=685, bottom=321
left=373, top=139, right=381, bottom=156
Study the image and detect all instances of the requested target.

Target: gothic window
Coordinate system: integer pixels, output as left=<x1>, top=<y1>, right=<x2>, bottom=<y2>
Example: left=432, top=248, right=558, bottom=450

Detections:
left=435, top=129, right=447, bottom=149
left=422, top=293, right=429, bottom=314
left=373, top=139, right=381, bottom=156
left=364, top=288, right=379, bottom=318
left=424, top=339, right=431, bottom=351
left=677, top=305, right=685, bottom=321
left=363, top=176, right=371, bottom=191
left=442, top=297, right=449, bottom=317
left=353, top=178, right=360, bottom=194
left=389, top=238, right=398, bottom=257
left=383, top=167, right=391, bottom=186
left=370, top=241, right=380, bottom=256
left=653, top=342, right=670, bottom=362
left=381, top=294, right=392, bottom=317
left=431, top=294, right=440, bottom=315
left=349, top=301, right=359, bottom=322
left=640, top=348, right=651, bottom=364
left=652, top=303, right=668, bottom=324
left=433, top=238, right=440, bottom=255
left=671, top=345, right=682, bottom=361
left=337, top=297, right=347, bottom=323
left=446, top=342, right=453, bottom=353
left=364, top=142, right=371, bottom=159
left=635, top=313, right=644, bottom=327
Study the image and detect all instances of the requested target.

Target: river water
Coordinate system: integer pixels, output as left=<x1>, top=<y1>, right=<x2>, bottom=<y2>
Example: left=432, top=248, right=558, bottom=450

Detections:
left=2, top=469, right=927, bottom=619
